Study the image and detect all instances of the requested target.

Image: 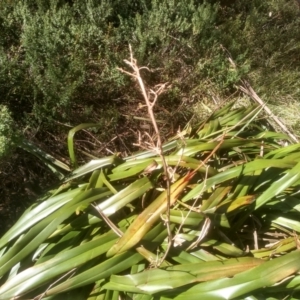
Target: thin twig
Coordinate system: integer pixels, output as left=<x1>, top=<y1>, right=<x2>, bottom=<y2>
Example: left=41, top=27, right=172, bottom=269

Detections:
left=189, top=135, right=225, bottom=176
left=36, top=268, right=76, bottom=300
left=186, top=217, right=211, bottom=251
left=92, top=204, right=123, bottom=237
left=174, top=166, right=209, bottom=246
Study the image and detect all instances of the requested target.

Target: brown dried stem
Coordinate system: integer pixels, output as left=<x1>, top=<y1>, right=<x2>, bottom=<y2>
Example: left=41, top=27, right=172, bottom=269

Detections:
left=117, top=45, right=172, bottom=265
left=240, top=80, right=298, bottom=144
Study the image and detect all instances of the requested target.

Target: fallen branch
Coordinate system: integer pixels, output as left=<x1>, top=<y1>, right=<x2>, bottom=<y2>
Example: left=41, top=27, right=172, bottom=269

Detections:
left=239, top=80, right=298, bottom=143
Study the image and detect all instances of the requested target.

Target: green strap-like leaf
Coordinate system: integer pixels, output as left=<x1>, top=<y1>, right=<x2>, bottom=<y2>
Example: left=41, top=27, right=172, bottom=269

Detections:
left=255, top=161, right=300, bottom=209
left=107, top=174, right=191, bottom=257
left=159, top=250, right=300, bottom=300
left=0, top=232, right=117, bottom=299
left=103, top=257, right=263, bottom=294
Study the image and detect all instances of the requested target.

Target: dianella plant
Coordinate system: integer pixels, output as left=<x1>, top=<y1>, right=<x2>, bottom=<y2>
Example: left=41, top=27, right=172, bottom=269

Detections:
left=1, top=52, right=300, bottom=300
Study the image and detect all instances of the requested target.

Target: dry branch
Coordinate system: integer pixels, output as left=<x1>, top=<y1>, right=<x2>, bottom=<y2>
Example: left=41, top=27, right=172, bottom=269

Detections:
left=117, top=45, right=172, bottom=265
left=239, top=80, right=299, bottom=143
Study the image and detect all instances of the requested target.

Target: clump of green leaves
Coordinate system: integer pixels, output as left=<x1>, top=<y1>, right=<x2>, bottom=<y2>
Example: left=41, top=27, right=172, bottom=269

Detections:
left=1, top=102, right=300, bottom=299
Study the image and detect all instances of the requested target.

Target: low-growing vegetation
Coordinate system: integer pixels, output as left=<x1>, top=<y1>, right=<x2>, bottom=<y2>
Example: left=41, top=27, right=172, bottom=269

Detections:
left=1, top=0, right=300, bottom=298
left=1, top=51, right=300, bottom=299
